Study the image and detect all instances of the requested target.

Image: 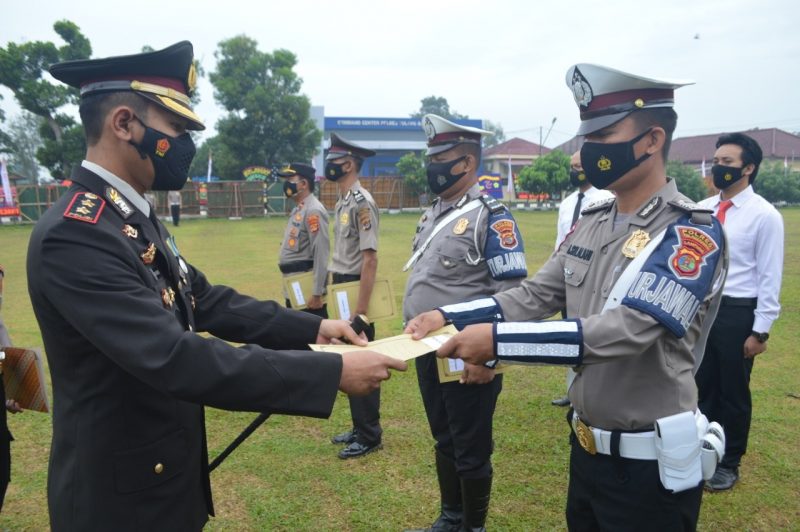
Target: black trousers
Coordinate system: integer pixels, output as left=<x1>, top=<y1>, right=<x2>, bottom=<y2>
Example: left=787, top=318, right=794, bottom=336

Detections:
left=331, top=273, right=381, bottom=445
left=170, top=204, right=180, bottom=226
left=416, top=353, right=502, bottom=479
left=566, top=435, right=703, bottom=532
left=695, top=301, right=756, bottom=468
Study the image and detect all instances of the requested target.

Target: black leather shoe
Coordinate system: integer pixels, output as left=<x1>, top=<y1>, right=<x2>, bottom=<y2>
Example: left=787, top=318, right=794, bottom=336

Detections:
left=705, top=466, right=739, bottom=491
left=331, top=430, right=357, bottom=445
left=551, top=396, right=571, bottom=407
left=338, top=441, right=382, bottom=459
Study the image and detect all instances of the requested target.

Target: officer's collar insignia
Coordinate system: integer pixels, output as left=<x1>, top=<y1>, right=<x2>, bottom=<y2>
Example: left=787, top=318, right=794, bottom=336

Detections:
left=637, top=196, right=662, bottom=219
left=122, top=224, right=139, bottom=239
left=453, top=218, right=469, bottom=235
left=161, top=287, right=176, bottom=308
left=104, top=186, right=134, bottom=219
left=669, top=226, right=718, bottom=279
left=622, top=229, right=651, bottom=259
left=571, top=66, right=593, bottom=108
left=141, top=242, right=157, bottom=265
left=63, top=192, right=105, bottom=224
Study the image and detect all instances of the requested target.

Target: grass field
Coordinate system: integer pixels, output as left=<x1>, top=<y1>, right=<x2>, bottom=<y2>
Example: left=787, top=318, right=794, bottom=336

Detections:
left=0, top=209, right=798, bottom=531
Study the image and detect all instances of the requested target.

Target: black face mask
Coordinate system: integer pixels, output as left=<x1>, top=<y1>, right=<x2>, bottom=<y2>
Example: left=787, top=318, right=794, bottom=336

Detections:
left=569, top=169, right=587, bottom=188
left=324, top=161, right=347, bottom=181
left=130, top=118, right=196, bottom=191
left=711, top=164, right=745, bottom=190
left=426, top=156, right=467, bottom=195
left=580, top=128, right=653, bottom=190
left=283, top=180, right=299, bottom=198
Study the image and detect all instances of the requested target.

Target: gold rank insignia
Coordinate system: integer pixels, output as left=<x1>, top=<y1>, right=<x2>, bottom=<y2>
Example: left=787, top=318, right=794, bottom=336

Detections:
left=63, top=192, right=106, bottom=224
left=453, top=218, right=469, bottom=235
left=622, top=230, right=651, bottom=258
left=161, top=287, right=176, bottom=308
left=141, top=243, right=157, bottom=265
left=340, top=212, right=349, bottom=226
left=121, top=224, right=138, bottom=239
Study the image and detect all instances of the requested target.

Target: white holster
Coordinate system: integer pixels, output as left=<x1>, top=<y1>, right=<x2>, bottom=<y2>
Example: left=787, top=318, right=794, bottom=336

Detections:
left=654, top=411, right=726, bottom=492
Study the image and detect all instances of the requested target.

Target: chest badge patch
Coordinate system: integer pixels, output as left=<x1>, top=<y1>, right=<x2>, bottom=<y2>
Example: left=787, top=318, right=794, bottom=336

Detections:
left=622, top=230, right=651, bottom=259
left=453, top=218, right=469, bottom=235
left=122, top=224, right=139, bottom=239
left=141, top=242, right=157, bottom=265
left=340, top=212, right=349, bottom=226
left=670, top=226, right=718, bottom=279
left=161, top=287, right=176, bottom=308
left=490, top=219, right=518, bottom=250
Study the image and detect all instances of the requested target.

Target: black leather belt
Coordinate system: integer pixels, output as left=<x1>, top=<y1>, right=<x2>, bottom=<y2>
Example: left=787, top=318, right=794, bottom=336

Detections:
left=721, top=296, right=757, bottom=307
left=331, top=273, right=360, bottom=284
left=279, top=260, right=314, bottom=274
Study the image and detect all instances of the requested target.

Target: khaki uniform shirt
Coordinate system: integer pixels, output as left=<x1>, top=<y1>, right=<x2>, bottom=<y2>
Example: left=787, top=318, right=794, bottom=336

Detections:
left=404, top=185, right=526, bottom=321
left=494, top=179, right=725, bottom=430
left=329, top=181, right=379, bottom=276
left=278, top=193, right=330, bottom=296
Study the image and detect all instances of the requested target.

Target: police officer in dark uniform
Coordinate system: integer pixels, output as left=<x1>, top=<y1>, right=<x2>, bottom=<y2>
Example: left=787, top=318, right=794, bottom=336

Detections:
left=277, top=162, right=329, bottom=318
left=27, top=42, right=405, bottom=531
left=408, top=64, right=728, bottom=531
left=324, top=133, right=385, bottom=459
left=403, top=115, right=527, bottom=532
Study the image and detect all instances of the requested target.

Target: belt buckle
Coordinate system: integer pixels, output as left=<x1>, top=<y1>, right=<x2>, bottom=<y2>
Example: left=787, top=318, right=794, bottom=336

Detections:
left=575, top=418, right=597, bottom=455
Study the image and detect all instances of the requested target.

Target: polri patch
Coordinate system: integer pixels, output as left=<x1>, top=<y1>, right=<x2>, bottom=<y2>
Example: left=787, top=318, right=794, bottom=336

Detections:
left=358, top=207, right=372, bottom=231
left=669, top=226, right=718, bottom=280
left=63, top=192, right=105, bottom=224
left=491, top=219, right=518, bottom=250
left=308, top=214, right=320, bottom=233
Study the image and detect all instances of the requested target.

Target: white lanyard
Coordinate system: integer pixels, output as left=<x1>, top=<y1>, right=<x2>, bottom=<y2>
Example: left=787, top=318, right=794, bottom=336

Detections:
left=403, top=199, right=483, bottom=272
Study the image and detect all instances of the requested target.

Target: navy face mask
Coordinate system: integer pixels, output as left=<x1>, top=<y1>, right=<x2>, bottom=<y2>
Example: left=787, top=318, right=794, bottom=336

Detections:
left=324, top=161, right=347, bottom=181
left=426, top=155, right=467, bottom=195
left=283, top=180, right=299, bottom=197
left=569, top=169, right=587, bottom=188
left=711, top=164, right=745, bottom=189
left=580, top=127, right=653, bottom=189
left=130, top=118, right=196, bottom=191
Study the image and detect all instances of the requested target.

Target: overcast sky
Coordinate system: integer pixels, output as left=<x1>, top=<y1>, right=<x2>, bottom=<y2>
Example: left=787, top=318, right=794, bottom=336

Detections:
left=3, top=0, right=799, bottom=148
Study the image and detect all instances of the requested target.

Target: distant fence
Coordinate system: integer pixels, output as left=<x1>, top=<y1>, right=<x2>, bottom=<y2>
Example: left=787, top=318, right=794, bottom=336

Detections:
left=5, top=177, right=429, bottom=223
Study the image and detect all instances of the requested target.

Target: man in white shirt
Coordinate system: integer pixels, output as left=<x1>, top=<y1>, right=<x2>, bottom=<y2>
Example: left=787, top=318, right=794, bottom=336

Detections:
left=696, top=132, right=784, bottom=491
left=551, top=151, right=613, bottom=406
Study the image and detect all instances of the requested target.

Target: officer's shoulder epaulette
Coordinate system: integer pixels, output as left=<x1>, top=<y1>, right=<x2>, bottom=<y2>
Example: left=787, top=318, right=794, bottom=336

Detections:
left=581, top=196, right=615, bottom=216
left=668, top=199, right=714, bottom=225
left=353, top=189, right=367, bottom=204
left=63, top=191, right=106, bottom=224
left=479, top=194, right=505, bottom=214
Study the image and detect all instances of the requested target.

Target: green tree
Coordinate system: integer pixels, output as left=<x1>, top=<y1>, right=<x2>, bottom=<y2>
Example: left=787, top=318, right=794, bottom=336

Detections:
left=0, top=20, right=91, bottom=178
left=2, top=111, right=44, bottom=182
left=208, top=36, right=320, bottom=179
left=483, top=119, right=505, bottom=149
left=517, top=150, right=570, bottom=199
left=667, top=160, right=707, bottom=202
left=188, top=136, right=240, bottom=181
left=410, top=96, right=467, bottom=120
left=396, top=151, right=427, bottom=198
left=754, top=161, right=800, bottom=204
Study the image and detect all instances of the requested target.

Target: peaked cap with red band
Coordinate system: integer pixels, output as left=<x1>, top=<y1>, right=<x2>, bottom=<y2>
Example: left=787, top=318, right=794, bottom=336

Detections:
left=49, top=41, right=205, bottom=131
left=566, top=63, right=693, bottom=136
left=325, top=133, right=376, bottom=161
left=422, top=114, right=492, bottom=156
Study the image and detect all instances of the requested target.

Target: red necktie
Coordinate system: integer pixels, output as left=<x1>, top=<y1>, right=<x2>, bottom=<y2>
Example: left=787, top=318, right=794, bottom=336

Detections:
left=716, top=199, right=734, bottom=224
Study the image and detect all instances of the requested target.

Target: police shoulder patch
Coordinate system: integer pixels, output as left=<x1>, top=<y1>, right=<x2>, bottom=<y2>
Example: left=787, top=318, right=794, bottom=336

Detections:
left=64, top=192, right=106, bottom=224
left=621, top=214, right=724, bottom=338
left=580, top=196, right=615, bottom=216
left=484, top=209, right=527, bottom=280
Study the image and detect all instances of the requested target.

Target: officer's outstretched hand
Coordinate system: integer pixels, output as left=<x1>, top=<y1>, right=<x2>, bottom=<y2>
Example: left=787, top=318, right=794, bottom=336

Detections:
left=437, top=323, right=494, bottom=365
left=405, top=310, right=446, bottom=340
left=317, top=319, right=368, bottom=346
left=339, top=351, right=407, bottom=395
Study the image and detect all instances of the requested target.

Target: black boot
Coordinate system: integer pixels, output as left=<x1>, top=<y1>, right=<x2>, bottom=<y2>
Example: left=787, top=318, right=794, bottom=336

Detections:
left=460, top=475, right=492, bottom=532
left=405, top=450, right=463, bottom=532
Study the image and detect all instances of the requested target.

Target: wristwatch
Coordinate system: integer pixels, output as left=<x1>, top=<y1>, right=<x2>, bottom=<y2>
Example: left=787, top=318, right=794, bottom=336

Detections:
left=751, top=331, right=769, bottom=343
